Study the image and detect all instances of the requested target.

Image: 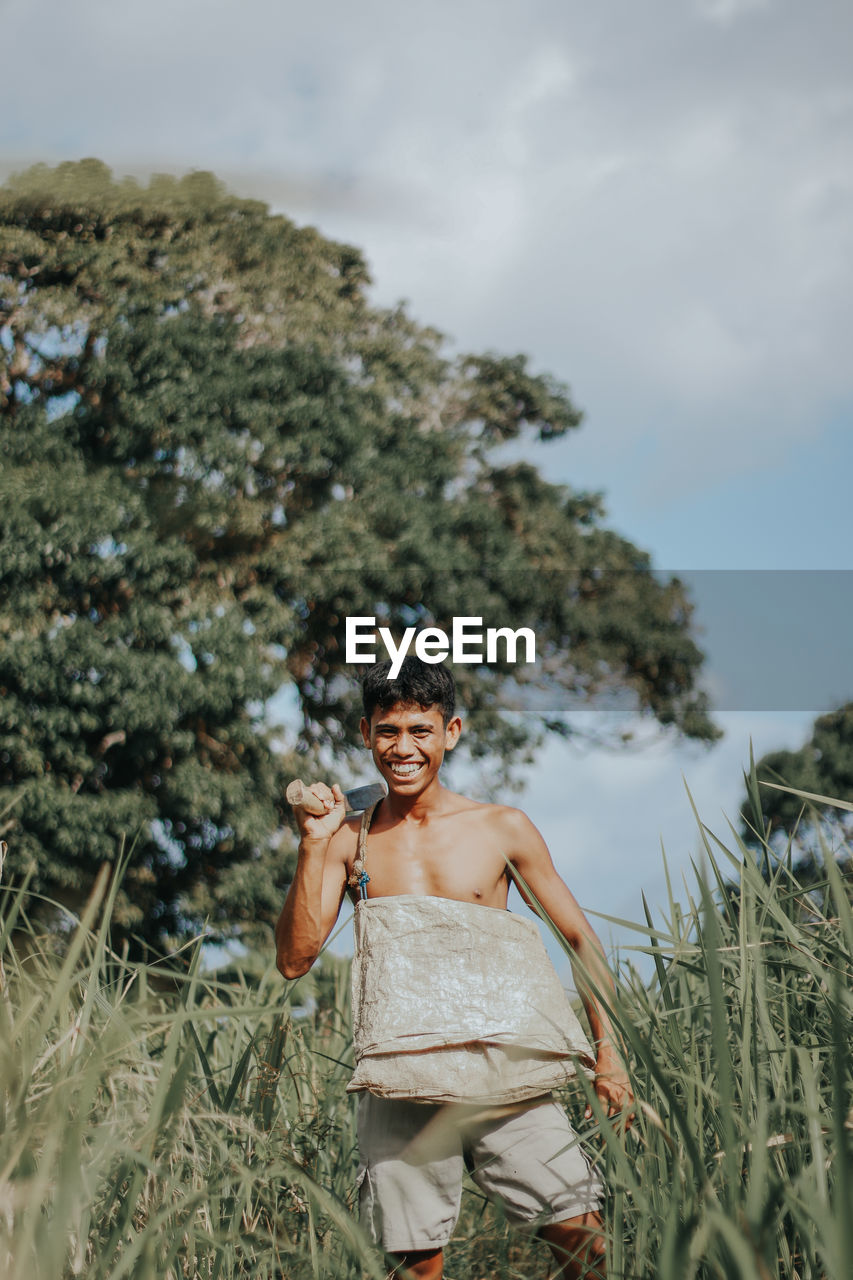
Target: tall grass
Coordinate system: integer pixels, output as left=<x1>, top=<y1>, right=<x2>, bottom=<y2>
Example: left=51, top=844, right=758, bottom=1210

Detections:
left=0, top=844, right=384, bottom=1280
left=577, top=784, right=853, bottom=1280
left=0, top=784, right=851, bottom=1279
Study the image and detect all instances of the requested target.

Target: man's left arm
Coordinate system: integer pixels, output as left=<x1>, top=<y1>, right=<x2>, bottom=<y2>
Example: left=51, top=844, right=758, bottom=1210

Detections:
left=506, top=809, right=635, bottom=1126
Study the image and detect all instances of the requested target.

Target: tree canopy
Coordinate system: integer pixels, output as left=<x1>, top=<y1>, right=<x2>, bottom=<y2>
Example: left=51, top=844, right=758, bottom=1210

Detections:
left=742, top=703, right=853, bottom=847
left=1, top=159, right=718, bottom=952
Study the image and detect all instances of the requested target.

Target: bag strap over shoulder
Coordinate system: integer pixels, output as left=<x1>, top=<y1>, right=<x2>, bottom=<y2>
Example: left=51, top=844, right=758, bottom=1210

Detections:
left=348, top=800, right=379, bottom=898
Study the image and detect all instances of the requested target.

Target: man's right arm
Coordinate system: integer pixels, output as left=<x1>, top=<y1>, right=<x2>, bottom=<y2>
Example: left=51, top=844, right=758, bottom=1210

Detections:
left=274, top=782, right=351, bottom=979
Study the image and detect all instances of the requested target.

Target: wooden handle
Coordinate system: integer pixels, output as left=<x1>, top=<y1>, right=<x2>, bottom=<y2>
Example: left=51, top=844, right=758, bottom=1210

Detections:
left=285, top=779, right=329, bottom=816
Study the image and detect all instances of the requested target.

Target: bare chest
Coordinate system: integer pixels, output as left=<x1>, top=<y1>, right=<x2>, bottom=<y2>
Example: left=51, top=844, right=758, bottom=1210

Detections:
left=354, top=822, right=510, bottom=907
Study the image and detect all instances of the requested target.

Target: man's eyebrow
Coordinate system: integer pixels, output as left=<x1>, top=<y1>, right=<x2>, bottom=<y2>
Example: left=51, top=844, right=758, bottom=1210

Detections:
left=374, top=719, right=435, bottom=731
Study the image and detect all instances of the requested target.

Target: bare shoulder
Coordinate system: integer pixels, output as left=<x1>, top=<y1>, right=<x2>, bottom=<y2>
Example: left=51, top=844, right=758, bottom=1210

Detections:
left=491, top=803, right=546, bottom=851
left=445, top=794, right=543, bottom=848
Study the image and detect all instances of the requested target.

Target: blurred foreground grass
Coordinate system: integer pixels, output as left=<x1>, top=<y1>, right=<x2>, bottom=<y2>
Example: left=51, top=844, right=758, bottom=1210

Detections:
left=0, top=783, right=851, bottom=1279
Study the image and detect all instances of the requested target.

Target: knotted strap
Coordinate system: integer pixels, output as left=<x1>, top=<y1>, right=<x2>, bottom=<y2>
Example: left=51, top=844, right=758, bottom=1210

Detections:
left=347, top=800, right=379, bottom=898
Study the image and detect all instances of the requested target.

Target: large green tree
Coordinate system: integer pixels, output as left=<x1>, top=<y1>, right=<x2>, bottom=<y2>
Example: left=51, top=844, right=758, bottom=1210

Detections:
left=1, top=159, right=718, bottom=952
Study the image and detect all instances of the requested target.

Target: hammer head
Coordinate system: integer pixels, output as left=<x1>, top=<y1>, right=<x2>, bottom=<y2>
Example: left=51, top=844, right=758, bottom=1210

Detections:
left=343, top=782, right=386, bottom=815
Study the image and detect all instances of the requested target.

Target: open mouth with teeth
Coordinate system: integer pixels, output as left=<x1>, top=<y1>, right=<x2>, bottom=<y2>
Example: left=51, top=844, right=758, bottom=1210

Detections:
left=388, top=763, right=421, bottom=777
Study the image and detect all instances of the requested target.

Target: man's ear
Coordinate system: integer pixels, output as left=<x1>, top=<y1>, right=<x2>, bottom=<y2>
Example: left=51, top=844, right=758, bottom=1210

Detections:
left=359, top=716, right=371, bottom=748
left=444, top=715, right=463, bottom=752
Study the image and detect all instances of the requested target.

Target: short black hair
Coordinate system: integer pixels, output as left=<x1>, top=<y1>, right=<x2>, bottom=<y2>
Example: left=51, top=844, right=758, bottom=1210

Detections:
left=361, top=656, right=456, bottom=726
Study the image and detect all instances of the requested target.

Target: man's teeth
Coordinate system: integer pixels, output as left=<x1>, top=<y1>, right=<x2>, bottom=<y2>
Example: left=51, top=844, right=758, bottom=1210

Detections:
left=390, top=764, right=419, bottom=775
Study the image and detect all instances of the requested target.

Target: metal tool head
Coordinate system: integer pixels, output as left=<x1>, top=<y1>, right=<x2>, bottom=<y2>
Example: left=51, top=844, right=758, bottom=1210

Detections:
left=343, top=782, right=387, bottom=815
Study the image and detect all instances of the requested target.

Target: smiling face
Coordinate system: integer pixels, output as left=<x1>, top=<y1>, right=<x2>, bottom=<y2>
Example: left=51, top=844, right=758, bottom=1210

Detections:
left=359, top=700, right=461, bottom=798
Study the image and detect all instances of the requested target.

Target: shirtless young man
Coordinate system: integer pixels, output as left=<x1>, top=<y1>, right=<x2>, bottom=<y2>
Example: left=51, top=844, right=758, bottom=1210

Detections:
left=276, top=657, right=633, bottom=1280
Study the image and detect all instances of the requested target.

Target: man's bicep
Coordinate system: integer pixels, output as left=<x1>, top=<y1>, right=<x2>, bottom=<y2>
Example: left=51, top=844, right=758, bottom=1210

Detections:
left=505, top=809, right=558, bottom=885
left=506, top=812, right=589, bottom=949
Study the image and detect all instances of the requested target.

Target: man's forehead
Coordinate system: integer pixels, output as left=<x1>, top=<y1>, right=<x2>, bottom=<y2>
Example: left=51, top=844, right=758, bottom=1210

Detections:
left=369, top=700, right=444, bottom=725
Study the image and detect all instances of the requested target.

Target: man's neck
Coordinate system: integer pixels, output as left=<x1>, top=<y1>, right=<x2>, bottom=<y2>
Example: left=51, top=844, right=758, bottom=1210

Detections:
left=381, top=778, right=451, bottom=824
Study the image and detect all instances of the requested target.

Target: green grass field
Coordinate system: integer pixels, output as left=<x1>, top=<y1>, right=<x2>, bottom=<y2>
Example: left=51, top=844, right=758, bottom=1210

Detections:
left=1, top=784, right=851, bottom=1279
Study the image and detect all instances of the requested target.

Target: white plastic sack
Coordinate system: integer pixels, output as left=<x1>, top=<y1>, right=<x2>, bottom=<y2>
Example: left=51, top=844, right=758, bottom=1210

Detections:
left=348, top=895, right=595, bottom=1104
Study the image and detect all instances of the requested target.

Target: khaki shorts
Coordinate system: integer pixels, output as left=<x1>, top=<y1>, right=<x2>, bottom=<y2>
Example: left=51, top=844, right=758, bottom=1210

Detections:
left=357, top=1092, right=604, bottom=1253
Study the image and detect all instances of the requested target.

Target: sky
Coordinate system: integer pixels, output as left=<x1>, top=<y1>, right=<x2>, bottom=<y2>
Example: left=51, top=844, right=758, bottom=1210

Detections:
left=3, top=0, right=851, bottom=971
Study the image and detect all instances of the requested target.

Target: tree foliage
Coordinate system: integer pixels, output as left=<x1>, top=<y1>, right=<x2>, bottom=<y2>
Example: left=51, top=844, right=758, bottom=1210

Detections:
left=1, top=159, right=718, bottom=951
left=741, top=704, right=853, bottom=867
